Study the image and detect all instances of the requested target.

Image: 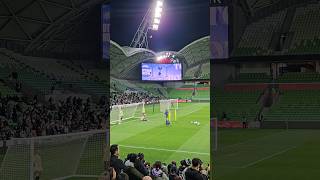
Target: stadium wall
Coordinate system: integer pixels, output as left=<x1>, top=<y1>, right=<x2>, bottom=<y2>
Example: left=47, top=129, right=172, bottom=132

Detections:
left=239, top=63, right=271, bottom=74
left=211, top=63, right=237, bottom=88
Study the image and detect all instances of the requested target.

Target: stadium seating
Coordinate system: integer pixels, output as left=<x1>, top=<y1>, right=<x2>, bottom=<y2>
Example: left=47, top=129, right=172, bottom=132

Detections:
left=167, top=88, right=209, bottom=100
left=212, top=88, right=262, bottom=121
left=231, top=73, right=272, bottom=83
left=233, top=10, right=287, bottom=56
left=184, top=65, right=200, bottom=79
left=265, top=90, right=320, bottom=121
left=288, top=3, right=320, bottom=54
left=246, top=0, right=280, bottom=11
left=276, top=72, right=320, bottom=82
left=0, top=82, right=19, bottom=96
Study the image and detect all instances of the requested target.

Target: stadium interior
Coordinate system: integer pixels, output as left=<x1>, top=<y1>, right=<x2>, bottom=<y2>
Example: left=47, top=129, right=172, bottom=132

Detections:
left=212, top=0, right=320, bottom=180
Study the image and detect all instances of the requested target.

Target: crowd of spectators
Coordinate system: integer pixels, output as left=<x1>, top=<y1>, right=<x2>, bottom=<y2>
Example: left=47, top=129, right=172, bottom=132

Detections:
left=110, top=91, right=161, bottom=106
left=0, top=94, right=107, bottom=144
left=109, top=144, right=210, bottom=180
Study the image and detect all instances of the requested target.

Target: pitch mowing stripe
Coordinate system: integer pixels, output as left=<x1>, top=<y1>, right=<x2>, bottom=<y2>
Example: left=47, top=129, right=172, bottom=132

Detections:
left=241, top=146, right=297, bottom=168
left=119, top=145, right=210, bottom=156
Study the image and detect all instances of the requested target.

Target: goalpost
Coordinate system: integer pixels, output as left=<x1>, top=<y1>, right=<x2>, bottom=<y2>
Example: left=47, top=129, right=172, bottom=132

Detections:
left=110, top=102, right=145, bottom=125
left=0, top=130, right=106, bottom=180
left=159, top=99, right=179, bottom=122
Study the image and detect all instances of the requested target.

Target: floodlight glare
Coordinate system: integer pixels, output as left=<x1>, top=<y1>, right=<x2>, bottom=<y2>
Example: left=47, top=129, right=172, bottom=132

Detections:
left=154, top=18, right=160, bottom=24
left=155, top=11, right=162, bottom=18
left=157, top=0, right=163, bottom=7
left=153, top=24, right=159, bottom=30
left=155, top=7, right=163, bottom=13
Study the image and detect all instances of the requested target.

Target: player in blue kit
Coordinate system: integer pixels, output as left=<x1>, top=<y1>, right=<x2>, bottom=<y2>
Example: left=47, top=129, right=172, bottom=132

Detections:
left=165, top=109, right=171, bottom=126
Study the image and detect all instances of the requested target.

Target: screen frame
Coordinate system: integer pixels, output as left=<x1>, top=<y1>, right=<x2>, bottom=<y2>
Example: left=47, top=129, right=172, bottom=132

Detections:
left=141, top=63, right=183, bottom=81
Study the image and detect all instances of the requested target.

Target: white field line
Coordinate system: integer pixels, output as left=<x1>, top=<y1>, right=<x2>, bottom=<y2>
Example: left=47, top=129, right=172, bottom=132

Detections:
left=119, top=144, right=210, bottom=156
left=112, top=103, right=206, bottom=126
left=241, top=146, right=297, bottom=168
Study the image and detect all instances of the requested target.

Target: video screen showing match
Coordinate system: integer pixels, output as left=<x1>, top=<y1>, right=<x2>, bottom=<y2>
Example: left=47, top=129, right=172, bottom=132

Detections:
left=141, top=63, right=182, bottom=81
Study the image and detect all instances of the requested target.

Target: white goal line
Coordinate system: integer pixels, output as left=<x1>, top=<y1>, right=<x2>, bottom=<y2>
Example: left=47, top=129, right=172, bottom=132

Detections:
left=119, top=144, right=210, bottom=156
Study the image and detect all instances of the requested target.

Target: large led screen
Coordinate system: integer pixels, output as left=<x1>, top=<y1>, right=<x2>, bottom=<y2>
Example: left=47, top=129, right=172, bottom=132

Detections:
left=142, top=63, right=182, bottom=81
left=210, top=6, right=229, bottom=59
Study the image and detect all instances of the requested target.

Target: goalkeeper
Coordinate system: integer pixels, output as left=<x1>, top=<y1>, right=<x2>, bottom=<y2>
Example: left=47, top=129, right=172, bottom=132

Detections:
left=141, top=103, right=147, bottom=121
left=165, top=109, right=171, bottom=126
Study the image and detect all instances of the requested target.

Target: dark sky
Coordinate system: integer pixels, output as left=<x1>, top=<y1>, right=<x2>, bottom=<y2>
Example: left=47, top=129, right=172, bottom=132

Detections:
left=111, top=0, right=209, bottom=52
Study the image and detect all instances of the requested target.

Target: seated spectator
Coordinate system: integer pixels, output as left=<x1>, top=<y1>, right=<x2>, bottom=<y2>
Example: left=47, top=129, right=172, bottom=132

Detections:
left=185, top=158, right=208, bottom=180
left=135, top=153, right=149, bottom=176
left=124, top=153, right=144, bottom=180
left=178, top=159, right=191, bottom=178
left=151, top=161, right=169, bottom=180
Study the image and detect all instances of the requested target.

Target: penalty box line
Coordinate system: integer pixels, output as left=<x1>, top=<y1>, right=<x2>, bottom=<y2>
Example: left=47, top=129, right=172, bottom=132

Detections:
left=241, top=146, right=297, bottom=168
left=119, top=145, right=210, bottom=156
left=215, top=146, right=297, bottom=169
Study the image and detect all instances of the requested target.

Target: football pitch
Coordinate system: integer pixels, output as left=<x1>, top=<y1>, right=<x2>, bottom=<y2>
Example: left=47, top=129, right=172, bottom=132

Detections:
left=213, top=129, right=320, bottom=180
left=111, top=102, right=210, bottom=165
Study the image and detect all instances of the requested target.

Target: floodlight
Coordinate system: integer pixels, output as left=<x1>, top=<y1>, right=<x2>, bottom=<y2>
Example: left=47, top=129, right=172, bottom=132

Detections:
left=157, top=0, right=163, bottom=7
left=155, top=7, right=163, bottom=13
left=155, top=11, right=162, bottom=18
left=154, top=18, right=160, bottom=24
left=153, top=24, right=159, bottom=30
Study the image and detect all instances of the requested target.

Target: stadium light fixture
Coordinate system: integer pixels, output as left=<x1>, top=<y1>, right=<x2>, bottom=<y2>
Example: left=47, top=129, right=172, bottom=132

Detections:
left=154, top=18, right=160, bottom=24
left=153, top=24, right=159, bottom=30
left=151, top=0, right=164, bottom=31
left=157, top=0, right=163, bottom=7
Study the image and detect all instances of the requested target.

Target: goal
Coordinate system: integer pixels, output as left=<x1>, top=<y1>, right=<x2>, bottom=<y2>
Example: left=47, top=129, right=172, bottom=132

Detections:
left=159, top=99, right=179, bottom=122
left=159, top=99, right=179, bottom=113
left=110, top=102, right=145, bottom=125
left=0, top=130, right=106, bottom=180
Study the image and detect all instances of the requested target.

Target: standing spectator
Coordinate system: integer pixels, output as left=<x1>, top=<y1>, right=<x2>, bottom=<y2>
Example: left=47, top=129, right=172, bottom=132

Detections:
left=110, top=144, right=128, bottom=180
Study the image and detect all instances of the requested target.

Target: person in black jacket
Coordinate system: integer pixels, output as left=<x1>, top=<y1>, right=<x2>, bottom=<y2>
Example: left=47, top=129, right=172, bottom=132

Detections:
left=135, top=153, right=149, bottom=176
left=185, top=158, right=208, bottom=180
left=110, top=144, right=129, bottom=180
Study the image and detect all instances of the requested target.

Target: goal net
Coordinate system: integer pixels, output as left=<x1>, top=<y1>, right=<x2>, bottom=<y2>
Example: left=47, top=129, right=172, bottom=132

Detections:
left=0, top=130, right=106, bottom=180
left=110, top=102, right=144, bottom=125
left=159, top=99, right=178, bottom=113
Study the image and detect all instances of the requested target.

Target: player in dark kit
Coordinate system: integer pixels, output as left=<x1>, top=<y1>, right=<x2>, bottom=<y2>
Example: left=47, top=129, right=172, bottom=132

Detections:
left=165, top=109, right=170, bottom=126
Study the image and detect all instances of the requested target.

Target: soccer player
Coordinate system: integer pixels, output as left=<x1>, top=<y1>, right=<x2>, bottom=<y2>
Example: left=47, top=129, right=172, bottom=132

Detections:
left=33, top=150, right=43, bottom=180
left=165, top=109, right=170, bottom=126
left=141, top=102, right=147, bottom=121
left=118, top=106, right=124, bottom=124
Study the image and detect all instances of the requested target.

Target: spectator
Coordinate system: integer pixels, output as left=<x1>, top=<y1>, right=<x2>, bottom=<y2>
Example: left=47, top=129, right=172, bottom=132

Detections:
left=151, top=161, right=169, bottom=180
left=124, top=153, right=144, bottom=180
left=185, top=158, right=208, bottom=180
left=110, top=144, right=128, bottom=180
left=135, top=153, right=149, bottom=176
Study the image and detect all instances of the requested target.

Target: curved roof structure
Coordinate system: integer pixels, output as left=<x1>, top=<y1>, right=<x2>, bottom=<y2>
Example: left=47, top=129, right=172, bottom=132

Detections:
left=179, top=36, right=210, bottom=67
left=110, top=36, right=210, bottom=78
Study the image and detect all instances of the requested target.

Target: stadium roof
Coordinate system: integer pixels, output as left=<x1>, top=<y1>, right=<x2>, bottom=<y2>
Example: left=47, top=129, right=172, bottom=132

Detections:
left=110, top=36, right=210, bottom=77
left=0, top=0, right=109, bottom=58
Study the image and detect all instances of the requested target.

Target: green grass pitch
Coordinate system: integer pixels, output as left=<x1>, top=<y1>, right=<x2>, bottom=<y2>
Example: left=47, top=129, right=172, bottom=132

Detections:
left=212, top=129, right=320, bottom=180
left=111, top=102, right=210, bottom=166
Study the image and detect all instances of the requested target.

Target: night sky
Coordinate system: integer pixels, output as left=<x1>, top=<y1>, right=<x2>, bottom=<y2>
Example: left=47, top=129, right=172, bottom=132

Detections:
left=111, top=0, right=209, bottom=52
